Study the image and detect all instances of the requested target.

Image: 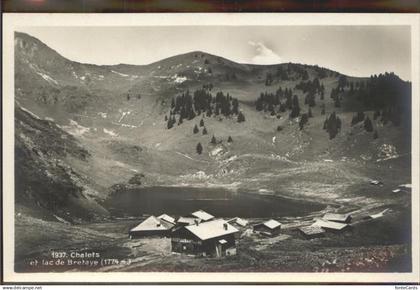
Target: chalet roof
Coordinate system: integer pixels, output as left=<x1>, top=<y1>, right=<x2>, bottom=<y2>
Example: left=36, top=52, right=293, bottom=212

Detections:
left=177, top=217, right=197, bottom=225
left=191, top=210, right=214, bottom=221
left=130, top=215, right=173, bottom=232
left=263, top=219, right=281, bottom=229
left=299, top=225, right=325, bottom=236
left=235, top=217, right=249, bottom=227
left=158, top=213, right=176, bottom=224
left=312, top=219, right=349, bottom=231
left=369, top=209, right=389, bottom=219
left=227, top=217, right=249, bottom=227
left=185, top=219, right=239, bottom=241
left=323, top=213, right=351, bottom=223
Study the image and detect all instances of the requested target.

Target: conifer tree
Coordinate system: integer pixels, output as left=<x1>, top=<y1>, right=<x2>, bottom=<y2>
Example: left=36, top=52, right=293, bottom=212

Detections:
left=308, top=107, right=313, bottom=118
left=364, top=116, right=373, bottom=132
left=373, top=130, right=379, bottom=139
left=210, top=135, right=217, bottom=144
left=299, top=113, right=309, bottom=130
left=290, top=95, right=300, bottom=118
left=237, top=111, right=246, bottom=123
left=196, top=142, right=203, bottom=155
left=202, top=127, right=208, bottom=135
left=193, top=124, right=199, bottom=134
left=227, top=136, right=233, bottom=143
left=199, top=119, right=205, bottom=127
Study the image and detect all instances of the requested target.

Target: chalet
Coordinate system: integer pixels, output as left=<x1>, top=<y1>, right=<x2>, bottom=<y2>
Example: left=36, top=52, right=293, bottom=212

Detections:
left=322, top=213, right=352, bottom=224
left=129, top=215, right=174, bottom=238
left=227, top=217, right=249, bottom=228
left=253, top=219, right=281, bottom=236
left=312, top=219, right=351, bottom=232
left=298, top=225, right=325, bottom=239
left=171, top=219, right=239, bottom=257
left=190, top=210, right=215, bottom=222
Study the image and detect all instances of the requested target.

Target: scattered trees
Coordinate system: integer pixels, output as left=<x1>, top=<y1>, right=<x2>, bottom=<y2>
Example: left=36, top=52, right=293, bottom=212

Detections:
left=166, top=88, right=243, bottom=129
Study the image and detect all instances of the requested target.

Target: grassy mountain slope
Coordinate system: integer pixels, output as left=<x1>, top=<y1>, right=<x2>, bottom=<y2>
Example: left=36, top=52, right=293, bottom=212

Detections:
left=13, top=32, right=412, bottom=221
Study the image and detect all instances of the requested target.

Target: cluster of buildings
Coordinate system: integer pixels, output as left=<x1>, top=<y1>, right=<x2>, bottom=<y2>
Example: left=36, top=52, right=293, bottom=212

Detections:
left=128, top=209, right=357, bottom=257
left=129, top=210, right=248, bottom=257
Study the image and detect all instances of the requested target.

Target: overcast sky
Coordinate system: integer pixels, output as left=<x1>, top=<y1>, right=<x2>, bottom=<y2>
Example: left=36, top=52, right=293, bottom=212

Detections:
left=19, top=26, right=411, bottom=80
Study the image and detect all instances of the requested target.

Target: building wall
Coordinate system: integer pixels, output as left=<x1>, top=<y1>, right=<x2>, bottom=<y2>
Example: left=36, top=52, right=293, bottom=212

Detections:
left=171, top=232, right=236, bottom=257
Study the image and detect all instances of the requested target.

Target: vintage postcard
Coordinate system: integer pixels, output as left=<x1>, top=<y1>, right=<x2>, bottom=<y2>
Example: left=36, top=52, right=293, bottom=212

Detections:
left=2, top=13, right=419, bottom=283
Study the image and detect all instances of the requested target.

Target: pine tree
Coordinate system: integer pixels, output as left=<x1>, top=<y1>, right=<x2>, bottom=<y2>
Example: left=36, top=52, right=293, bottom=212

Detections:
left=237, top=111, right=246, bottom=123
left=164, top=115, right=168, bottom=121
left=202, top=127, right=208, bottom=135
left=290, top=95, right=300, bottom=118
left=277, top=125, right=283, bottom=131
left=196, top=142, right=203, bottom=155
left=199, top=119, right=204, bottom=127
left=227, top=136, right=233, bottom=143
left=308, top=107, right=313, bottom=118
left=210, top=135, right=217, bottom=144
left=334, top=96, right=341, bottom=108
left=364, top=116, right=373, bottom=132
left=193, top=124, right=199, bottom=134
left=299, top=113, right=309, bottom=130
left=373, top=130, right=379, bottom=139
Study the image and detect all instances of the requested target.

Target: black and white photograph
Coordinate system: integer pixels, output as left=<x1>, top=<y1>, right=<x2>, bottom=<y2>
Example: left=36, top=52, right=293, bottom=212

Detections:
left=2, top=13, right=419, bottom=284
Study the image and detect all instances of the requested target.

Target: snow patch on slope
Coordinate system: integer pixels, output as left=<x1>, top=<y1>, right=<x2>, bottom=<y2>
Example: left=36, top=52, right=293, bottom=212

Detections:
left=63, top=120, right=90, bottom=136
left=103, top=128, right=118, bottom=137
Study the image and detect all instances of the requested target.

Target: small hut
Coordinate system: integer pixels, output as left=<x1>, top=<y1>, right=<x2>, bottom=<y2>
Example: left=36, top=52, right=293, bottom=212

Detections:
left=322, top=213, right=352, bottom=224
left=253, top=219, right=282, bottom=236
left=129, top=215, right=174, bottom=238
left=312, top=219, right=351, bottom=232
left=298, top=225, right=325, bottom=239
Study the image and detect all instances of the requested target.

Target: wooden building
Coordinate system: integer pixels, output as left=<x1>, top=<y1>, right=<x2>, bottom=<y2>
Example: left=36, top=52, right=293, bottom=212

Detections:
left=298, top=225, right=325, bottom=239
left=312, top=219, right=351, bottom=232
left=253, top=219, right=282, bottom=236
left=129, top=215, right=174, bottom=238
left=171, top=219, right=239, bottom=257
left=322, top=213, right=352, bottom=224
